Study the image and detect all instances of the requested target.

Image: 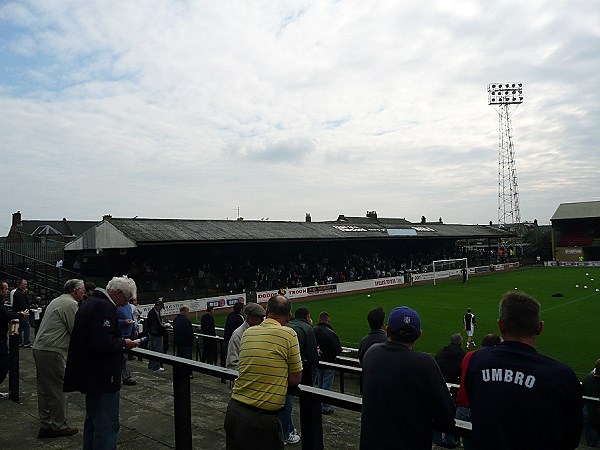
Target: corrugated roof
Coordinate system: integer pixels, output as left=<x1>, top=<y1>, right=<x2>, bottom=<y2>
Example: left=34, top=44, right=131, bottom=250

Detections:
left=551, top=201, right=600, bottom=220
left=103, top=217, right=510, bottom=244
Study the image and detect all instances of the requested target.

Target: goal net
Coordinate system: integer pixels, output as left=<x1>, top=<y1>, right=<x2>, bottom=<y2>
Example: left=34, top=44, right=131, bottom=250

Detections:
left=432, top=258, right=468, bottom=285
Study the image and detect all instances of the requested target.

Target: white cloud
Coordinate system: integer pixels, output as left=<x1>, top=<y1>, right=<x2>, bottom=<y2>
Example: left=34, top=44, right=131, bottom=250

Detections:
left=0, top=0, right=599, bottom=232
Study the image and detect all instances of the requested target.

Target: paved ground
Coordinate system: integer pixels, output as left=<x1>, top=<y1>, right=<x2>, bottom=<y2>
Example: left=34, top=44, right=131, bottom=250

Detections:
left=0, top=348, right=364, bottom=450
left=0, top=348, right=595, bottom=449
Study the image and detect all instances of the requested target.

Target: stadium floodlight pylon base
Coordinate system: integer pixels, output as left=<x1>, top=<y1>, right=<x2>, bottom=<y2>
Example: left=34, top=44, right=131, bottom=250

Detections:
left=432, top=258, right=468, bottom=286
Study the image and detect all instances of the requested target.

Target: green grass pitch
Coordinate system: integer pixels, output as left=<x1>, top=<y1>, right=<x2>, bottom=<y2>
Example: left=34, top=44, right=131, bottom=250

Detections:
left=215, top=267, right=600, bottom=378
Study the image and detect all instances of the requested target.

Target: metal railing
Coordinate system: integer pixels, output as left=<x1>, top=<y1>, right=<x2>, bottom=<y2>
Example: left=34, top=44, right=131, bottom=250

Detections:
left=128, top=347, right=365, bottom=450
left=7, top=323, right=598, bottom=449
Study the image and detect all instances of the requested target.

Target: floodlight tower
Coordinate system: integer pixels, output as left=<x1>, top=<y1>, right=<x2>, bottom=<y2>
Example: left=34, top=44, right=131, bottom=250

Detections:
left=488, top=82, right=523, bottom=228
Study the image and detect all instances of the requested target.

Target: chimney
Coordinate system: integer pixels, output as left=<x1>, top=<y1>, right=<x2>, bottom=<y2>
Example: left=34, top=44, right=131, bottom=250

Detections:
left=366, top=211, right=377, bottom=219
left=421, top=216, right=426, bottom=224
left=439, top=217, right=443, bottom=224
left=12, top=211, right=22, bottom=227
left=305, top=213, right=311, bottom=223
left=103, top=214, right=112, bottom=220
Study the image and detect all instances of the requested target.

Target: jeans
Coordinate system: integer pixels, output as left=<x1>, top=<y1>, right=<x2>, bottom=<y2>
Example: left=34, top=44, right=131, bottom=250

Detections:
left=121, top=335, right=131, bottom=380
left=456, top=406, right=473, bottom=450
left=83, top=391, right=120, bottom=450
left=19, top=316, right=30, bottom=345
left=583, top=405, right=599, bottom=447
left=432, top=431, right=456, bottom=446
left=315, top=368, right=335, bottom=412
left=148, top=334, right=164, bottom=371
left=278, top=394, right=294, bottom=438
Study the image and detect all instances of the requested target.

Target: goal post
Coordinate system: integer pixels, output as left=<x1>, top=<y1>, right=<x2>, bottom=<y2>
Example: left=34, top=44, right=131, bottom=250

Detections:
left=432, top=258, right=468, bottom=285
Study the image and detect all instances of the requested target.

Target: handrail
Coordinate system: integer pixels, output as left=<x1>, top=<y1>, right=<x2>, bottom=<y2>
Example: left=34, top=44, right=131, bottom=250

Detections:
left=6, top=338, right=598, bottom=449
left=127, top=347, right=473, bottom=450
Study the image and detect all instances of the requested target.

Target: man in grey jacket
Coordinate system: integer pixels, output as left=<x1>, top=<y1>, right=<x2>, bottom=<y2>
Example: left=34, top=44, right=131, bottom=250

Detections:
left=33, top=279, right=85, bottom=438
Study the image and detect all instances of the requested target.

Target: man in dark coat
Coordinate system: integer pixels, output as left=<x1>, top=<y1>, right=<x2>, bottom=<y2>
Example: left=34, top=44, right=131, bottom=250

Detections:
left=1, top=281, right=28, bottom=395
left=223, top=302, right=244, bottom=354
left=200, top=306, right=217, bottom=364
left=12, top=279, right=31, bottom=346
left=360, top=306, right=456, bottom=450
left=287, top=307, right=319, bottom=385
left=279, top=306, right=319, bottom=443
left=465, top=291, right=582, bottom=450
left=358, top=306, right=387, bottom=365
left=145, top=299, right=166, bottom=371
left=314, top=311, right=342, bottom=414
left=435, top=333, right=466, bottom=386
left=173, top=306, right=194, bottom=359
left=433, top=333, right=465, bottom=448
left=63, top=276, right=138, bottom=449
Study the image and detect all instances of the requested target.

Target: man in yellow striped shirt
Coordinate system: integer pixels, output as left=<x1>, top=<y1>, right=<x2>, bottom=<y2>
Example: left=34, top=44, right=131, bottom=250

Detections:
left=224, top=295, right=303, bottom=450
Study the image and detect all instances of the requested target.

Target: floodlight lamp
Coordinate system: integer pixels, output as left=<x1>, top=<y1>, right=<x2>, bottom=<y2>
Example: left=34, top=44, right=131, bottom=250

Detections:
left=487, top=82, right=523, bottom=105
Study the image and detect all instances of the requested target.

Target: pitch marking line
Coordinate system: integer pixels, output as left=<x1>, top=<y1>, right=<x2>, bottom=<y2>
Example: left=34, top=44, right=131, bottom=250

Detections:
left=542, top=292, right=598, bottom=313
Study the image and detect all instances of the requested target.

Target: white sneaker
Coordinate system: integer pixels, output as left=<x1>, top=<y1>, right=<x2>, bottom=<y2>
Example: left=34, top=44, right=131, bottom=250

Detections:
left=158, top=367, right=165, bottom=372
left=285, top=432, right=300, bottom=444
left=0, top=392, right=9, bottom=399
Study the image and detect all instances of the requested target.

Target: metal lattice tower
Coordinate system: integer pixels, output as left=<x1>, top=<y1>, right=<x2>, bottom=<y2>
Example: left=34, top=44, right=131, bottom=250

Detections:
left=488, top=82, right=523, bottom=227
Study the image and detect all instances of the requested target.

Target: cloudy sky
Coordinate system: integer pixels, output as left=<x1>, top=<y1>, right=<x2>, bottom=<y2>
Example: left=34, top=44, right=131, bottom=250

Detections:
left=1, top=0, right=598, bottom=234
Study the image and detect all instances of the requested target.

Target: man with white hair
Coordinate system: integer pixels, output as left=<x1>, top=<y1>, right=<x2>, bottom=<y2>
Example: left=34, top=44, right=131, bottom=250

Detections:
left=33, top=279, right=85, bottom=439
left=63, top=276, right=139, bottom=449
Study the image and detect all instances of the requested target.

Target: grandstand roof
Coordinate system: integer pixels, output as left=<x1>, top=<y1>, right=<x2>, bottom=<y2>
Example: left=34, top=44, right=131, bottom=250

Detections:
left=551, top=201, right=600, bottom=220
left=65, top=215, right=512, bottom=250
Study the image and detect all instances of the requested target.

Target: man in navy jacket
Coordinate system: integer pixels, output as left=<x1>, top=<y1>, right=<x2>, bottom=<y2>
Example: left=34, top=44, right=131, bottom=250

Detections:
left=360, top=306, right=456, bottom=450
left=173, top=306, right=194, bottom=359
left=63, top=276, right=138, bottom=449
left=465, top=291, right=582, bottom=450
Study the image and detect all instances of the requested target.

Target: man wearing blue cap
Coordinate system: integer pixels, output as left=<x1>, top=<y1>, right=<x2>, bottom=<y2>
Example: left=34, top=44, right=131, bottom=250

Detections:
left=360, top=306, right=456, bottom=450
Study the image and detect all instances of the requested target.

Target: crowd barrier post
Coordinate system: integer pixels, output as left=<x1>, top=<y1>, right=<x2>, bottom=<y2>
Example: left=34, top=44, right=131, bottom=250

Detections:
left=173, top=360, right=193, bottom=449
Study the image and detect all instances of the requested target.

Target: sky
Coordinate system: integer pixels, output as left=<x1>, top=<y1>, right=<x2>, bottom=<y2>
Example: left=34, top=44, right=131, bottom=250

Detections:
left=1, top=0, right=599, bottom=235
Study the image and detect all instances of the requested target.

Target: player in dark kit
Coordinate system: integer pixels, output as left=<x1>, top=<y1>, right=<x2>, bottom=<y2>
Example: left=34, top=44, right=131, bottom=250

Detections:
left=463, top=308, right=477, bottom=349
